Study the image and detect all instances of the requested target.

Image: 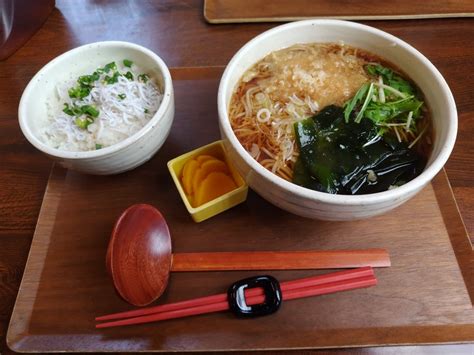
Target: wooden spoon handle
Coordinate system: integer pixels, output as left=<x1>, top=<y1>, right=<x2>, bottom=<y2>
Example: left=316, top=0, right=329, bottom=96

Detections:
left=171, top=249, right=390, bottom=271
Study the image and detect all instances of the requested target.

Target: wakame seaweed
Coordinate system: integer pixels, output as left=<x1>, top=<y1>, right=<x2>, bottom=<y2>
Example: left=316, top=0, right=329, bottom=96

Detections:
left=293, top=105, right=426, bottom=195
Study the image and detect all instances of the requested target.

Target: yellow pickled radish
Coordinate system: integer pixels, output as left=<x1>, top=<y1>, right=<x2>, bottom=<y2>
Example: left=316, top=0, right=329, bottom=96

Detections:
left=192, top=158, right=229, bottom=195
left=195, top=171, right=237, bottom=206
left=195, top=155, right=216, bottom=164
left=181, top=159, right=199, bottom=195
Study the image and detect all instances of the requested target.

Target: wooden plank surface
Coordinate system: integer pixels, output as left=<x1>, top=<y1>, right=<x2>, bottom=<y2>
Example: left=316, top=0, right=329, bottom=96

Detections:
left=0, top=0, right=55, bottom=60
left=1, top=0, right=474, bottom=353
left=204, top=0, right=474, bottom=23
left=6, top=69, right=474, bottom=352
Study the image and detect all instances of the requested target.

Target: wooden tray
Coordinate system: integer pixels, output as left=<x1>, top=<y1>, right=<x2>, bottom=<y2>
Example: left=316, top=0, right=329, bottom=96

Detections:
left=204, top=0, right=474, bottom=23
left=7, top=67, right=474, bottom=352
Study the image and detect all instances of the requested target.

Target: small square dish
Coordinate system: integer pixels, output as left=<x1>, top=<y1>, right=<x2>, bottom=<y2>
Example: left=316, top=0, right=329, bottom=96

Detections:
left=167, top=140, right=248, bottom=222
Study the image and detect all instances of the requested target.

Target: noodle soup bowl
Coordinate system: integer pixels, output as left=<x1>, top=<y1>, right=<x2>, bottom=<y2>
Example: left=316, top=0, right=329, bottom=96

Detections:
left=19, top=41, right=174, bottom=175
left=218, top=20, right=457, bottom=220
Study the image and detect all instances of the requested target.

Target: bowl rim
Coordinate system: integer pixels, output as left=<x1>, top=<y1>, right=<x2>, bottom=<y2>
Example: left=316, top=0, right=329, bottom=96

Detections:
left=18, top=40, right=173, bottom=159
left=218, top=19, right=458, bottom=206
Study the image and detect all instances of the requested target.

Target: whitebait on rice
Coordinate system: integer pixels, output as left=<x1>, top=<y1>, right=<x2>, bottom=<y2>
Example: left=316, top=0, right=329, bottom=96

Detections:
left=42, top=59, right=163, bottom=151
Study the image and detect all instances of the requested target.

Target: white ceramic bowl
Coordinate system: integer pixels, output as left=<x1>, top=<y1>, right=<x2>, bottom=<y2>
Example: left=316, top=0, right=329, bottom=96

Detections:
left=218, top=20, right=457, bottom=220
left=19, top=41, right=174, bottom=175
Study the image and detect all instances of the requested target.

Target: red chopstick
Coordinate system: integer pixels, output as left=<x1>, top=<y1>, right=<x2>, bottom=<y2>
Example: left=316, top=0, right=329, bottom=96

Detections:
left=97, top=267, right=374, bottom=321
left=96, top=267, right=376, bottom=328
left=97, top=274, right=376, bottom=328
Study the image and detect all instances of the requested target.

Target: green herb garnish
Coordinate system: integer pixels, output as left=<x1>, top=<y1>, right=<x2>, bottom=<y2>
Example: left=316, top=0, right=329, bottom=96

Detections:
left=123, top=59, right=133, bottom=68
left=80, top=104, right=100, bottom=118
left=344, top=83, right=369, bottom=123
left=95, top=143, right=103, bottom=150
left=63, top=103, right=96, bottom=117
left=103, top=62, right=117, bottom=73
left=74, top=116, right=94, bottom=129
left=78, top=72, right=100, bottom=87
left=365, top=64, right=414, bottom=95
left=68, top=70, right=99, bottom=99
left=144, top=108, right=149, bottom=114
left=343, top=64, right=425, bottom=141
left=63, top=103, right=75, bottom=116
left=138, top=73, right=149, bottom=83
left=124, top=71, right=134, bottom=80
left=365, top=64, right=393, bottom=78
left=354, top=83, right=374, bottom=123
left=105, top=71, right=121, bottom=84
left=64, top=103, right=99, bottom=126
left=118, top=94, right=126, bottom=100
left=68, top=86, right=91, bottom=99
left=364, top=96, right=423, bottom=125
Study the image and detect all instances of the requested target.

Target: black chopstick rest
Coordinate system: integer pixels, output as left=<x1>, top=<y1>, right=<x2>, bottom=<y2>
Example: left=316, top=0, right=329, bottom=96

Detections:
left=227, top=275, right=282, bottom=317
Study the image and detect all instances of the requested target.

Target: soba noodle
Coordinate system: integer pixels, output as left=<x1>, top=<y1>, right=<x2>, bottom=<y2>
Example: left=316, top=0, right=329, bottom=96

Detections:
left=229, top=43, right=371, bottom=180
left=229, top=43, right=430, bottom=185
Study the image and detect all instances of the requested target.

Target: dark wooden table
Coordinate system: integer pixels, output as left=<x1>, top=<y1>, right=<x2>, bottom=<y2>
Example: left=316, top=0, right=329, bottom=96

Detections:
left=0, top=1, right=473, bottom=353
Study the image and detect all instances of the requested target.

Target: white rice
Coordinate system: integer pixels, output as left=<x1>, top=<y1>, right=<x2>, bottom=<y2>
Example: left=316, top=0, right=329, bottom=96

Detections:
left=42, top=61, right=163, bottom=151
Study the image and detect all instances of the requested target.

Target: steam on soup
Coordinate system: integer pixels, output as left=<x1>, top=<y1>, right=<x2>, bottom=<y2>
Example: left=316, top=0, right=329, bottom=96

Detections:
left=229, top=43, right=431, bottom=195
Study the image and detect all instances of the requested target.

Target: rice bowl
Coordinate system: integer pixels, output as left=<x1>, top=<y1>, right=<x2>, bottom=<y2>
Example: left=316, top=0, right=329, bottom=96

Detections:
left=19, top=41, right=174, bottom=175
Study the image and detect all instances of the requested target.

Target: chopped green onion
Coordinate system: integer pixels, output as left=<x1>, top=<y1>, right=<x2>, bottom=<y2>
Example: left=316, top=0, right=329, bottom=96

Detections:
left=118, top=94, right=126, bottom=100
left=74, top=116, right=93, bottom=129
left=138, top=73, right=149, bottom=83
left=68, top=86, right=91, bottom=99
left=80, top=104, right=99, bottom=118
left=103, top=62, right=117, bottom=73
left=63, top=103, right=75, bottom=116
left=95, top=143, right=103, bottom=150
left=63, top=103, right=99, bottom=119
left=78, top=72, right=99, bottom=86
left=105, top=71, right=121, bottom=84
left=144, top=108, right=149, bottom=114
left=124, top=71, right=134, bottom=80
left=123, top=59, right=133, bottom=68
